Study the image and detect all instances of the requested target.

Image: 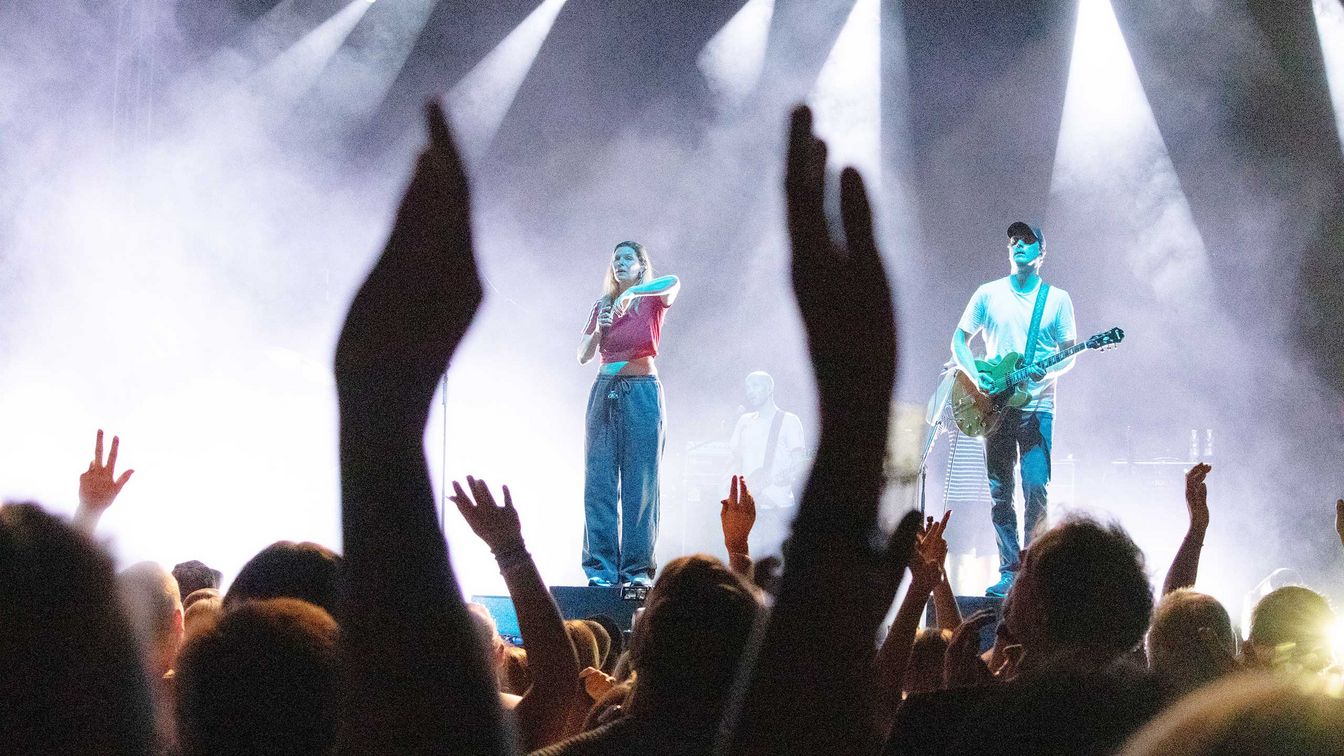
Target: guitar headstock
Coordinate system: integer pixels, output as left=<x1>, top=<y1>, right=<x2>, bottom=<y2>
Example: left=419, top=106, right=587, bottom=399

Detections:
left=1085, top=327, right=1125, bottom=351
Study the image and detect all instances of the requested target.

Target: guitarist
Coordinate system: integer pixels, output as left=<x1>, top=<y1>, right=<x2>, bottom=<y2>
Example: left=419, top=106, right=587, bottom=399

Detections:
left=951, top=222, right=1076, bottom=598
left=729, top=371, right=807, bottom=557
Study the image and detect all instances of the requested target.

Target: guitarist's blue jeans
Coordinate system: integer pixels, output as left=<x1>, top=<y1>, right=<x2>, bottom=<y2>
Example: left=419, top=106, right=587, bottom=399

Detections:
left=985, top=409, right=1052, bottom=575
left=582, top=374, right=665, bottom=585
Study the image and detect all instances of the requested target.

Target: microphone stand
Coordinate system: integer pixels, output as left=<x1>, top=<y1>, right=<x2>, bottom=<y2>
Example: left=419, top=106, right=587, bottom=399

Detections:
left=916, top=364, right=959, bottom=517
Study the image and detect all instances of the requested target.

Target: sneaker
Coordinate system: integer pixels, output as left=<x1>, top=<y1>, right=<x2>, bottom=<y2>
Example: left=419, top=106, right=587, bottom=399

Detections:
left=588, top=577, right=615, bottom=588
left=985, top=573, right=1015, bottom=598
left=624, top=575, right=653, bottom=588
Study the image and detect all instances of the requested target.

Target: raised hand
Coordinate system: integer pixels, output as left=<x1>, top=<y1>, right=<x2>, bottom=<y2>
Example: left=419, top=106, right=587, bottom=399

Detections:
left=451, top=476, right=524, bottom=554
left=1163, top=462, right=1213, bottom=595
left=612, top=290, right=636, bottom=317
left=75, top=429, right=134, bottom=531
left=721, top=475, right=756, bottom=557
left=718, top=107, right=911, bottom=755
left=580, top=666, right=616, bottom=701
left=335, top=101, right=509, bottom=755
left=334, top=101, right=480, bottom=429
left=943, top=609, right=998, bottom=688
left=785, top=105, right=896, bottom=423
left=910, top=510, right=951, bottom=587
left=1185, top=462, right=1212, bottom=533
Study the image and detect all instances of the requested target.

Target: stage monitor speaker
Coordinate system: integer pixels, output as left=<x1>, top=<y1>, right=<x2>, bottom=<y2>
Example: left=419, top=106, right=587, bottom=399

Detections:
left=471, top=586, right=647, bottom=646
left=550, top=585, right=646, bottom=636
left=932, top=595, right=1004, bottom=653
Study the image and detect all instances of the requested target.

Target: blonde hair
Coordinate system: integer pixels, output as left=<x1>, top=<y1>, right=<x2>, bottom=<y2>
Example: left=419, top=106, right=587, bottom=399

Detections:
left=601, top=241, right=654, bottom=305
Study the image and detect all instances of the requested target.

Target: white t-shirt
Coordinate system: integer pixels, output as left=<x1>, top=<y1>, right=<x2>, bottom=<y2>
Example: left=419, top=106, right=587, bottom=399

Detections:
left=729, top=409, right=806, bottom=509
left=956, top=277, right=1076, bottom=414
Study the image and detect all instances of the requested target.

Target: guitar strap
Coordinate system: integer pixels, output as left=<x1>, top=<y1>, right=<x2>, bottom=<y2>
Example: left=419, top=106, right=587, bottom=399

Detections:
left=762, top=409, right=786, bottom=476
left=1023, top=282, right=1051, bottom=366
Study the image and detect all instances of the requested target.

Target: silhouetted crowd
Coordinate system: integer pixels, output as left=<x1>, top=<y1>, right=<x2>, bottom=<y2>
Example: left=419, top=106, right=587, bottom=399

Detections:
left=4, top=104, right=1343, bottom=755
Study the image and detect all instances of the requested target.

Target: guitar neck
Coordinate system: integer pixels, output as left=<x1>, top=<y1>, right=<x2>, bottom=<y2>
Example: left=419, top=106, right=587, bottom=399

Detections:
left=1008, top=342, right=1087, bottom=385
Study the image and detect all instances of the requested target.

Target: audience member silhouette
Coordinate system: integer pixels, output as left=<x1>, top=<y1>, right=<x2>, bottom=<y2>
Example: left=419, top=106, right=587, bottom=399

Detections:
left=886, top=517, right=1162, bottom=755
left=175, top=597, right=340, bottom=755
left=0, top=503, right=156, bottom=754
left=224, top=540, right=342, bottom=617
left=535, top=554, right=761, bottom=755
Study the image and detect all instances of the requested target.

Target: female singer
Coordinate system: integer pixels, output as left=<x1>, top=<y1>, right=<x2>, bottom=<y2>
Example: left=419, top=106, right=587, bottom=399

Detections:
left=577, top=241, right=680, bottom=587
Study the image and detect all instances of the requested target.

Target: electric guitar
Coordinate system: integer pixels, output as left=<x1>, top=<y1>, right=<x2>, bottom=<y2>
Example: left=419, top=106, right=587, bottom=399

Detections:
left=950, top=327, right=1125, bottom=437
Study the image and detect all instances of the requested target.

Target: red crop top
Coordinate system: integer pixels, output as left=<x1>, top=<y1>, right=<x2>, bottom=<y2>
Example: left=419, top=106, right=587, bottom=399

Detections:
left=583, top=296, right=668, bottom=363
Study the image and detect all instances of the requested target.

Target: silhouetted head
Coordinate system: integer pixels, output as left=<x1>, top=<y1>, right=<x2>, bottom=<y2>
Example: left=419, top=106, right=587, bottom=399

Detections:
left=182, top=590, right=223, bottom=649
left=0, top=502, right=155, bottom=753
left=581, top=618, right=612, bottom=669
left=1122, top=673, right=1344, bottom=755
left=1244, top=586, right=1334, bottom=674
left=1007, top=516, right=1152, bottom=663
left=172, top=560, right=221, bottom=602
left=585, top=614, right=624, bottom=674
left=224, top=541, right=342, bottom=617
left=175, top=598, right=340, bottom=756
left=627, top=554, right=761, bottom=717
left=905, top=628, right=954, bottom=695
left=566, top=619, right=602, bottom=671
left=119, top=561, right=184, bottom=678
left=1146, top=589, right=1235, bottom=697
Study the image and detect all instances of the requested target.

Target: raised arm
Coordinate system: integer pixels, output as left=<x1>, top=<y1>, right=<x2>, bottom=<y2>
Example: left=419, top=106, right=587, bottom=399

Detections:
left=73, top=429, right=135, bottom=533
left=451, top=477, right=578, bottom=751
left=615, top=274, right=681, bottom=309
left=718, top=105, right=922, bottom=755
left=1163, top=462, right=1211, bottom=595
left=874, top=512, right=950, bottom=736
left=932, top=571, right=962, bottom=631
left=333, top=102, right=508, bottom=755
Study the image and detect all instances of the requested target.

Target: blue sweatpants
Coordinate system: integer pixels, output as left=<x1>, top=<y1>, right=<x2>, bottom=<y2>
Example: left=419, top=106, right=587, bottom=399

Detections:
left=582, top=374, right=664, bottom=584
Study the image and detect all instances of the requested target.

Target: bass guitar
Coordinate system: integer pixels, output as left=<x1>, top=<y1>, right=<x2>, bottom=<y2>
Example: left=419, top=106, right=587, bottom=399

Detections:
left=951, top=327, right=1124, bottom=437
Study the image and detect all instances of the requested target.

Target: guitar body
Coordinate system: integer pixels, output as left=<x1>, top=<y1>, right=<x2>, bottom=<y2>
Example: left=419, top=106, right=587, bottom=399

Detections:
left=951, top=353, right=1032, bottom=437
left=947, top=327, right=1125, bottom=438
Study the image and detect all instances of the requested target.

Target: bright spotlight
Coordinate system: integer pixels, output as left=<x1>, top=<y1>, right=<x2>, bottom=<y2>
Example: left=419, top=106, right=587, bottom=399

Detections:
left=447, top=0, right=570, bottom=163
left=1313, top=0, right=1344, bottom=151
left=697, top=0, right=775, bottom=111
left=808, top=0, right=880, bottom=182
left=253, top=0, right=374, bottom=102
left=1050, top=0, right=1212, bottom=301
left=308, top=0, right=439, bottom=122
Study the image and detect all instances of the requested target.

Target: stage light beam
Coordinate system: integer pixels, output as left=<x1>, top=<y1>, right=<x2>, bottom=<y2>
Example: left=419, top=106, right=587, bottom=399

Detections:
left=808, top=0, right=881, bottom=183
left=1313, top=0, right=1344, bottom=151
left=308, top=0, right=439, bottom=123
left=697, top=0, right=776, bottom=112
left=447, top=0, right=570, bottom=163
left=254, top=0, right=374, bottom=103
left=1050, top=0, right=1212, bottom=301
